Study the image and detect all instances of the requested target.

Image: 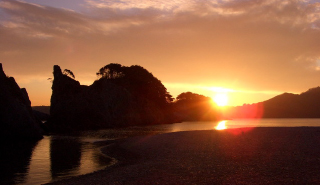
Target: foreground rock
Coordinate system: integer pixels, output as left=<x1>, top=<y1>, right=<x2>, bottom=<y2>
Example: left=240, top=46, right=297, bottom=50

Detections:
left=48, top=65, right=173, bottom=132
left=0, top=63, right=43, bottom=140
left=48, top=127, right=320, bottom=185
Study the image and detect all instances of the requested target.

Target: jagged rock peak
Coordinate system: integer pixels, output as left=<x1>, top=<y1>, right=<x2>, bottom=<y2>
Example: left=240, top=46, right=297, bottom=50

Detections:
left=0, top=63, right=43, bottom=140
left=53, top=65, right=63, bottom=78
left=0, top=63, right=6, bottom=78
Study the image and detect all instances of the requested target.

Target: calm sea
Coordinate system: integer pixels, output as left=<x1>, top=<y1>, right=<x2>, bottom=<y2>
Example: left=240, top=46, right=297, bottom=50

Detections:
left=2, top=118, right=320, bottom=185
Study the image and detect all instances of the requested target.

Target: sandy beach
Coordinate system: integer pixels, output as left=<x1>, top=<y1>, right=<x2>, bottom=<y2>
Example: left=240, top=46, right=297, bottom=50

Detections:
left=47, top=127, right=320, bottom=184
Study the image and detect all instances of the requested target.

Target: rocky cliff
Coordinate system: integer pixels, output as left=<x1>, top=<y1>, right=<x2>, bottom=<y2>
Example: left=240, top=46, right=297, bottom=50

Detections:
left=48, top=65, right=171, bottom=132
left=0, top=63, right=43, bottom=140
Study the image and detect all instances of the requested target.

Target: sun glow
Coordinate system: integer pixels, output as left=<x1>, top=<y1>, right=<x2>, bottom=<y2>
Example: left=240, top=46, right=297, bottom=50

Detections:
left=215, top=120, right=227, bottom=130
left=213, top=93, right=228, bottom=106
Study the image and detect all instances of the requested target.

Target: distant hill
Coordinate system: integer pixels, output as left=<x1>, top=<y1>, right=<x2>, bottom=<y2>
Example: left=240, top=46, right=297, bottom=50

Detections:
left=32, top=106, right=50, bottom=115
left=32, top=106, right=50, bottom=121
left=223, top=87, right=320, bottom=118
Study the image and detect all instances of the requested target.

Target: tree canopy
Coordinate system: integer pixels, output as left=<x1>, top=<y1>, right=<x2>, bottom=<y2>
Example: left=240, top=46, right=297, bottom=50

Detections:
left=176, top=92, right=211, bottom=102
left=96, top=63, right=124, bottom=79
left=174, top=92, right=218, bottom=121
left=96, top=63, right=173, bottom=107
left=63, top=69, right=75, bottom=79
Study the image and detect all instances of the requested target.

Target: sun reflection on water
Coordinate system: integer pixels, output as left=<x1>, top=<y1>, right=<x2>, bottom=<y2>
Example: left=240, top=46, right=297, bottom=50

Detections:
left=215, top=120, right=227, bottom=130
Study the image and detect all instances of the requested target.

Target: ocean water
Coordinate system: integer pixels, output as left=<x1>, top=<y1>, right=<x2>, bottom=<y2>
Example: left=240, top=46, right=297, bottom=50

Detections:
left=2, top=118, right=320, bottom=185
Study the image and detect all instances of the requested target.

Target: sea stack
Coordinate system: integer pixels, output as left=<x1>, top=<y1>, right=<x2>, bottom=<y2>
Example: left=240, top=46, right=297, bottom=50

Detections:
left=49, top=65, right=143, bottom=131
left=0, top=63, right=43, bottom=140
left=48, top=64, right=172, bottom=132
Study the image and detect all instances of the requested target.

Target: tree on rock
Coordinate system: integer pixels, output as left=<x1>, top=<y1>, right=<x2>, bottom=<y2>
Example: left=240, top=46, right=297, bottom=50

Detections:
left=96, top=63, right=124, bottom=79
left=63, top=69, right=75, bottom=79
left=96, top=63, right=173, bottom=108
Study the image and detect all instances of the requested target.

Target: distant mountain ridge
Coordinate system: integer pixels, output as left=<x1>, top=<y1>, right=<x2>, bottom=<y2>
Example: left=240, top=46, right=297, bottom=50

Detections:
left=32, top=106, right=50, bottom=121
left=224, top=87, right=320, bottom=118
left=263, top=87, right=320, bottom=118
left=32, top=106, right=50, bottom=115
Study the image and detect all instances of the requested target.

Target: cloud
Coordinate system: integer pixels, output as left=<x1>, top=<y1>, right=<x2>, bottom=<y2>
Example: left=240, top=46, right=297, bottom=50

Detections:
left=0, top=0, right=93, bottom=35
left=1, top=0, right=320, bottom=105
left=84, top=0, right=197, bottom=12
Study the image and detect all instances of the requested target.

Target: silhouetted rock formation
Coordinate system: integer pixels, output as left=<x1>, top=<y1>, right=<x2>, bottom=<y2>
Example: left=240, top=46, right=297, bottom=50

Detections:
left=0, top=63, right=43, bottom=140
left=173, top=92, right=219, bottom=121
left=48, top=65, right=173, bottom=132
left=223, top=87, right=320, bottom=118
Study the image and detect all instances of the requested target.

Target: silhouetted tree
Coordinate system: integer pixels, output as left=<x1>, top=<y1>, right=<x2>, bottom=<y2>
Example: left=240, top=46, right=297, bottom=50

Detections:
left=176, top=92, right=211, bottom=102
left=63, top=69, right=75, bottom=79
left=174, top=92, right=218, bottom=121
left=165, top=92, right=174, bottom=103
left=96, top=63, right=173, bottom=107
left=96, top=63, right=124, bottom=79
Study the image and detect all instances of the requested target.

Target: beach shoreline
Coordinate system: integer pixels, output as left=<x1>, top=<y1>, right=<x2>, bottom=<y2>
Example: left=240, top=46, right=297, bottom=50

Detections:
left=47, top=127, right=320, bottom=184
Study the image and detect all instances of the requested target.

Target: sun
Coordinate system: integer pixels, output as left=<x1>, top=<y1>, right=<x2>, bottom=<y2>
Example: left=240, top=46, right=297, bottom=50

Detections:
left=213, top=93, right=228, bottom=106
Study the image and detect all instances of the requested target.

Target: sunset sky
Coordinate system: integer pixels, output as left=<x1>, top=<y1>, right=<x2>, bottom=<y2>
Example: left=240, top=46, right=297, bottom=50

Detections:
left=1, top=0, right=320, bottom=106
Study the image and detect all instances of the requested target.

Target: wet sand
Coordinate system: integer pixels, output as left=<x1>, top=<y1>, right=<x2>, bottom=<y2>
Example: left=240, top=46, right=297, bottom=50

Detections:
left=47, top=127, right=320, bottom=184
